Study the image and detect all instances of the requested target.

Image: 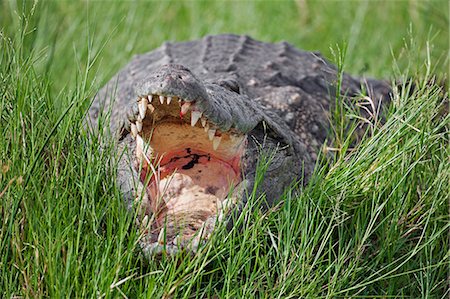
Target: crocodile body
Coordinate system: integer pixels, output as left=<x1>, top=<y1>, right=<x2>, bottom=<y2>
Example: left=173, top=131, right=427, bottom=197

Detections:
left=90, top=34, right=391, bottom=256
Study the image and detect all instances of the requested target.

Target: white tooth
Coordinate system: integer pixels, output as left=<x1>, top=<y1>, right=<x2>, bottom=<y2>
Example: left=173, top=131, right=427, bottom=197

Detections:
left=147, top=95, right=153, bottom=103
left=230, top=134, right=245, bottom=147
left=139, top=98, right=147, bottom=119
left=190, top=234, right=201, bottom=252
left=159, top=95, right=165, bottom=104
left=204, top=123, right=209, bottom=132
left=136, top=135, right=153, bottom=165
left=148, top=103, right=155, bottom=113
left=167, top=96, right=172, bottom=104
left=136, top=134, right=144, bottom=151
left=208, top=129, right=216, bottom=141
left=173, top=235, right=181, bottom=246
left=201, top=117, right=207, bottom=127
left=217, top=210, right=224, bottom=222
left=131, top=123, right=137, bottom=138
left=191, top=111, right=202, bottom=126
left=136, top=119, right=143, bottom=132
left=142, top=215, right=149, bottom=228
left=158, top=227, right=166, bottom=244
left=181, top=102, right=191, bottom=115
left=213, top=135, right=222, bottom=150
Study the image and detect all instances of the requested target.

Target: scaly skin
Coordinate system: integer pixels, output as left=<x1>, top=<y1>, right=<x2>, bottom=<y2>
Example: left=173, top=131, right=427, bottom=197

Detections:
left=89, top=34, right=392, bottom=256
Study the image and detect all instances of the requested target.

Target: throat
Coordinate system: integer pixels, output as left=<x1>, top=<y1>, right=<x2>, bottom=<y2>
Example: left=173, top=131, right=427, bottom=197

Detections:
left=136, top=145, right=242, bottom=241
left=148, top=148, right=241, bottom=202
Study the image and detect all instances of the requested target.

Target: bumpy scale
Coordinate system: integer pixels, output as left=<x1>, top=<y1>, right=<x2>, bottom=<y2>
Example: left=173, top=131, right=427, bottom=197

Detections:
left=89, top=34, right=392, bottom=257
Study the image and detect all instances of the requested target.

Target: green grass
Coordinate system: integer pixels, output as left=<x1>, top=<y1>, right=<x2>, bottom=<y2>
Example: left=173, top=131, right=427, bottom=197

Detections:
left=1, top=1, right=449, bottom=297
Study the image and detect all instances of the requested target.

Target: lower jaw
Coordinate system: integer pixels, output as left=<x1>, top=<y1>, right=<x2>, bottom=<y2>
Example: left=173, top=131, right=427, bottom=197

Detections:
left=136, top=149, right=244, bottom=254
left=139, top=179, right=248, bottom=256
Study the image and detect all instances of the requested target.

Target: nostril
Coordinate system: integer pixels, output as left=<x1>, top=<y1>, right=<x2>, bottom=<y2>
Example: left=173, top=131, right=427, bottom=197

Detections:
left=165, top=74, right=182, bottom=81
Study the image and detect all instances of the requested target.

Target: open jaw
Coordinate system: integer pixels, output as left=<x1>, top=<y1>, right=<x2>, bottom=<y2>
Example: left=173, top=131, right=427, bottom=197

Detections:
left=128, top=93, right=247, bottom=255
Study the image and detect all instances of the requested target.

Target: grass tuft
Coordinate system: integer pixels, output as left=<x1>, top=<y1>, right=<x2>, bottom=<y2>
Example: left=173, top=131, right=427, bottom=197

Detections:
left=1, top=1, right=448, bottom=298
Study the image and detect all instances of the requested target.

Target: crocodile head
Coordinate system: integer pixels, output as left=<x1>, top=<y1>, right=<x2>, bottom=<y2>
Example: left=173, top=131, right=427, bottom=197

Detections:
left=92, top=35, right=391, bottom=258
left=120, top=64, right=307, bottom=256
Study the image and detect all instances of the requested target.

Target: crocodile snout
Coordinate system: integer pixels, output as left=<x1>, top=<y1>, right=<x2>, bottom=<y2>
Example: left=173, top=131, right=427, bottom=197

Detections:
left=136, top=64, right=209, bottom=105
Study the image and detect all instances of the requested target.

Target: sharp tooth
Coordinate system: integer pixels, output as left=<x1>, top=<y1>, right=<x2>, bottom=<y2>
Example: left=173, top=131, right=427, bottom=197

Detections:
left=204, top=123, right=209, bottom=132
left=136, top=119, right=143, bottom=132
left=201, top=117, right=207, bottom=127
left=190, top=234, right=201, bottom=252
left=159, top=95, right=165, bottom=104
left=148, top=103, right=155, bottom=113
left=131, top=123, right=137, bottom=138
left=173, top=235, right=181, bottom=246
left=181, top=102, right=191, bottom=115
left=136, top=134, right=144, bottom=152
left=139, top=98, right=147, bottom=119
left=136, top=135, right=153, bottom=165
left=147, top=95, right=153, bottom=103
left=191, top=111, right=202, bottom=126
left=217, top=210, right=225, bottom=222
left=158, top=227, right=166, bottom=244
left=213, top=135, right=222, bottom=150
left=208, top=129, right=216, bottom=140
left=142, top=215, right=149, bottom=228
left=167, top=96, right=172, bottom=104
left=230, top=134, right=245, bottom=146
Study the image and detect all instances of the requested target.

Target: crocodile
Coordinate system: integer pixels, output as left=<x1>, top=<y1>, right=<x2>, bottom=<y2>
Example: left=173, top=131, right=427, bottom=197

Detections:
left=89, top=34, right=392, bottom=256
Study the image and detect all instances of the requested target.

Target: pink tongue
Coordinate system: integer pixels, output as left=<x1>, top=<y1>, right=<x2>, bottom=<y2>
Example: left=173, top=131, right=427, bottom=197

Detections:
left=148, top=159, right=240, bottom=228
left=155, top=149, right=240, bottom=197
left=140, top=147, right=241, bottom=233
left=148, top=173, right=219, bottom=235
left=158, top=173, right=218, bottom=216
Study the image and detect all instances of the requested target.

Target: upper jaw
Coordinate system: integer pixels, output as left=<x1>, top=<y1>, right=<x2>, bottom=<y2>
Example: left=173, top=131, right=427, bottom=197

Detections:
left=135, top=64, right=209, bottom=106
left=127, top=93, right=247, bottom=160
left=134, top=64, right=262, bottom=134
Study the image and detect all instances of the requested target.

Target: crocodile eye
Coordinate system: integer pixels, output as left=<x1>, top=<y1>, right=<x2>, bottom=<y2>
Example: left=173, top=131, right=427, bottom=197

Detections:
left=217, top=79, right=240, bottom=94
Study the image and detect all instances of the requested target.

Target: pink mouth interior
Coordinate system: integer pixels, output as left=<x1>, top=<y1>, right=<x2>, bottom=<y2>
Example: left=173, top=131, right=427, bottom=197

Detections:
left=141, top=148, right=241, bottom=227
left=132, top=96, right=246, bottom=247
